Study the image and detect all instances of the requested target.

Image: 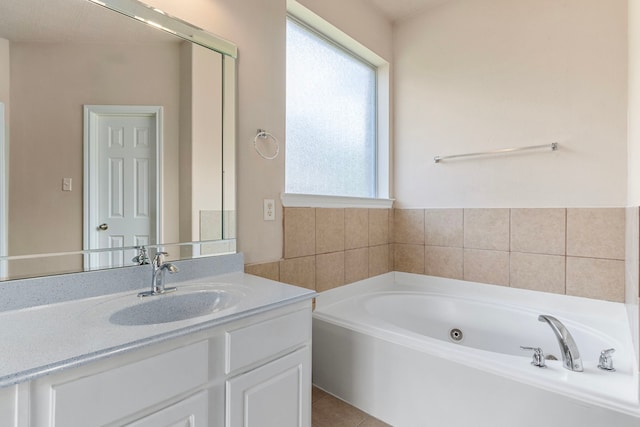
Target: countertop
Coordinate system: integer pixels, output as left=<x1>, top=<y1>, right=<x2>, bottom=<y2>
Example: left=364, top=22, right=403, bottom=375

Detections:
left=0, top=271, right=315, bottom=388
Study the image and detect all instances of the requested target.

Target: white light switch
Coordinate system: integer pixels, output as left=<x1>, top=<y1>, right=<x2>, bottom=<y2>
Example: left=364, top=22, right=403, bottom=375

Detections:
left=263, top=199, right=275, bottom=221
left=62, top=178, right=72, bottom=192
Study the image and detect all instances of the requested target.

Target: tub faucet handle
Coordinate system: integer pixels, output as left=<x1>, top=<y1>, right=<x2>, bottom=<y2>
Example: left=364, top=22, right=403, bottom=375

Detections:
left=597, top=348, right=615, bottom=371
left=520, top=346, right=546, bottom=368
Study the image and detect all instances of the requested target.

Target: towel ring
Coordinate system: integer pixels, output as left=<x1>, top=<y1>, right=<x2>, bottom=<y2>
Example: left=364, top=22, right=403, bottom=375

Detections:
left=253, top=129, right=280, bottom=160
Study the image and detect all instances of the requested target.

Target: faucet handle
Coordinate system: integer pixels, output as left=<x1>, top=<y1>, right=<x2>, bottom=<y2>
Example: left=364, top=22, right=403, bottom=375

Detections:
left=521, top=346, right=546, bottom=368
left=153, top=251, right=169, bottom=264
left=132, top=246, right=149, bottom=265
left=598, top=348, right=615, bottom=371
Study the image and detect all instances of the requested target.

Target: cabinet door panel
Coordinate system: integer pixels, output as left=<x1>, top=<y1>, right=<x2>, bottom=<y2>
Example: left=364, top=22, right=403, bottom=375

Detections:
left=226, top=347, right=310, bottom=427
left=52, top=341, right=209, bottom=427
left=125, top=390, right=208, bottom=427
left=225, top=309, right=311, bottom=374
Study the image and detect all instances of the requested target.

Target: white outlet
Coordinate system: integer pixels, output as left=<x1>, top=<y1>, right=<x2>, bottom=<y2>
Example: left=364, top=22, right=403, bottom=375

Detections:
left=263, top=199, right=275, bottom=221
left=62, top=177, right=72, bottom=192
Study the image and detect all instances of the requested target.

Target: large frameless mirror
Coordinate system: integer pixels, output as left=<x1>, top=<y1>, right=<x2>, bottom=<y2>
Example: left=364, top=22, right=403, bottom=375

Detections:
left=0, top=0, right=237, bottom=281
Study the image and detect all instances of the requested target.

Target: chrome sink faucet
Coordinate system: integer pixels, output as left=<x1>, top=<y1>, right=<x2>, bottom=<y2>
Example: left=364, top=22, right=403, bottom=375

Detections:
left=138, top=251, right=179, bottom=297
left=538, top=315, right=583, bottom=372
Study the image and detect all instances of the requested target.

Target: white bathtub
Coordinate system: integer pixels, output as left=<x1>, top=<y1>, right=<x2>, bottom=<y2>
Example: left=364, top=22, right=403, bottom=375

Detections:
left=312, top=272, right=640, bottom=427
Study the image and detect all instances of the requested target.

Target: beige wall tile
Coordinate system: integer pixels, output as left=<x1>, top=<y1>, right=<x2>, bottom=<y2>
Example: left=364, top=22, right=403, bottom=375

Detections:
left=389, top=243, right=395, bottom=271
left=625, top=207, right=639, bottom=305
left=369, top=245, right=390, bottom=277
left=279, top=256, right=315, bottom=290
left=464, top=208, right=510, bottom=251
left=388, top=209, right=395, bottom=245
left=394, top=209, right=425, bottom=244
left=566, top=257, right=625, bottom=302
left=244, top=262, right=280, bottom=281
left=316, top=252, right=345, bottom=292
left=394, top=244, right=425, bottom=274
left=284, top=208, right=315, bottom=259
left=345, top=208, right=369, bottom=250
left=316, top=208, right=345, bottom=254
left=425, top=246, right=463, bottom=280
left=345, top=248, right=369, bottom=284
left=567, top=208, right=625, bottom=260
left=511, top=208, right=566, bottom=255
left=425, top=209, right=463, bottom=247
left=369, top=209, right=389, bottom=246
left=510, top=252, right=565, bottom=294
left=464, top=249, right=509, bottom=286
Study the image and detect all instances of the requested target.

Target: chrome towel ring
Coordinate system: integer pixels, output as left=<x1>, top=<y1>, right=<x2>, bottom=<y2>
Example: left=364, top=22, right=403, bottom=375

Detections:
left=253, top=129, right=280, bottom=160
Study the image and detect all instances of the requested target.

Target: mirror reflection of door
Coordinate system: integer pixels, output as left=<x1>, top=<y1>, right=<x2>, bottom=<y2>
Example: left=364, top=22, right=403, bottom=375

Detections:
left=84, top=105, right=162, bottom=270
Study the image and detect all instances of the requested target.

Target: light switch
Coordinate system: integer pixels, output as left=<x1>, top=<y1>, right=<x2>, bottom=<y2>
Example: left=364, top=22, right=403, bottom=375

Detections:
left=62, top=177, right=72, bottom=192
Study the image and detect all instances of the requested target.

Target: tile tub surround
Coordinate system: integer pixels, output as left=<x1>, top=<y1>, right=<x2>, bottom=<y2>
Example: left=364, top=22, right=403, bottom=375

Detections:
left=246, top=208, right=392, bottom=292
left=393, top=207, right=627, bottom=302
left=248, top=207, right=631, bottom=303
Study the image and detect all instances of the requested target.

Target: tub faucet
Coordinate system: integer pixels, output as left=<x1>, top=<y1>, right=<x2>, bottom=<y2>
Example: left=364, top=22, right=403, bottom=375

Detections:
left=538, top=315, right=583, bottom=372
left=137, top=251, right=179, bottom=297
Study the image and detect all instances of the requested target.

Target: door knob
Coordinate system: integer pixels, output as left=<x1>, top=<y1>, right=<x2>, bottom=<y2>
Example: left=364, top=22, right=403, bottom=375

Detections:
left=98, top=223, right=109, bottom=231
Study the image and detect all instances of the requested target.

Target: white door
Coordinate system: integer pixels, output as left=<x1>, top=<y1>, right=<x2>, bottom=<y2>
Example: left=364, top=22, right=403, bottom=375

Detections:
left=0, top=103, right=6, bottom=279
left=84, top=106, right=162, bottom=270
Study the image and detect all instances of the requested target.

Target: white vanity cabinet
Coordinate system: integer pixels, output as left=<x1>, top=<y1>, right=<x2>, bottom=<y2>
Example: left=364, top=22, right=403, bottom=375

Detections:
left=0, top=386, right=17, bottom=426
left=24, top=301, right=312, bottom=427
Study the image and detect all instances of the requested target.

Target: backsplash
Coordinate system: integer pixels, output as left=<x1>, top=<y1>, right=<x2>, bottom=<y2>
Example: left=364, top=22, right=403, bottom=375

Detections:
left=246, top=207, right=629, bottom=303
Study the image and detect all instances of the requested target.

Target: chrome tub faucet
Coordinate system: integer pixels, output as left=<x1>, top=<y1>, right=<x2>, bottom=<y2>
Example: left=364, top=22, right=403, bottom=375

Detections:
left=538, top=314, right=583, bottom=372
left=138, top=251, right=179, bottom=297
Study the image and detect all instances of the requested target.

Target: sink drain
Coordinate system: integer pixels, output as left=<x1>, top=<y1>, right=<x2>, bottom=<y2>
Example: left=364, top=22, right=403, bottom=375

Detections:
left=449, top=328, right=464, bottom=343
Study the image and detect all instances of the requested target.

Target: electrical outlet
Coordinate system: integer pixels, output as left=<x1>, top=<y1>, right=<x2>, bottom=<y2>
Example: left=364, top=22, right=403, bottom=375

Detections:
left=62, top=177, right=72, bottom=192
left=263, top=199, right=275, bottom=221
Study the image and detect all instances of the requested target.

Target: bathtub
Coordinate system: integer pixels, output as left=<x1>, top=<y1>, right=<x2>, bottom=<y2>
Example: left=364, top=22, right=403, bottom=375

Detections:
left=312, top=272, right=640, bottom=427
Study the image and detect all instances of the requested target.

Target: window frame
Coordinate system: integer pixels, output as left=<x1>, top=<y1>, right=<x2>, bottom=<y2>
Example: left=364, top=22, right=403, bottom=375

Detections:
left=283, top=7, right=391, bottom=208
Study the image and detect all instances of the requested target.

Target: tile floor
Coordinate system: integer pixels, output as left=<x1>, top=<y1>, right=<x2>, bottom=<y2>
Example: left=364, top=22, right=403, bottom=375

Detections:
left=312, top=386, right=391, bottom=427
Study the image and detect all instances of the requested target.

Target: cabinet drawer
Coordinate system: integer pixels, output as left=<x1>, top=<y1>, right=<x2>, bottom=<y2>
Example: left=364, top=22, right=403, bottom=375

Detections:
left=52, top=340, right=209, bottom=427
left=225, top=309, right=310, bottom=373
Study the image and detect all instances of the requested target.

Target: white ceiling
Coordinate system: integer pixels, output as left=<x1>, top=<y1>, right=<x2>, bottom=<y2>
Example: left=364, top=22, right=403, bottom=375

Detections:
left=365, top=0, right=450, bottom=22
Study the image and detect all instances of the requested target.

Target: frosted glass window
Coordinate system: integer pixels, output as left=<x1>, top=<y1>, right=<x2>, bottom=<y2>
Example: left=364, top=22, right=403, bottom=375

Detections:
left=286, top=18, right=377, bottom=198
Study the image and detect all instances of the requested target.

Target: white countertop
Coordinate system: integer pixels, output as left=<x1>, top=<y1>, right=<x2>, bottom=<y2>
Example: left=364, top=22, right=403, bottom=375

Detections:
left=0, top=272, right=315, bottom=388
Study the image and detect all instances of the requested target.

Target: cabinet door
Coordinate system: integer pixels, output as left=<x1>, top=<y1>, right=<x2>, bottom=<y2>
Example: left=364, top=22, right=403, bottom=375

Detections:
left=125, top=390, right=208, bottom=427
left=226, top=347, right=310, bottom=427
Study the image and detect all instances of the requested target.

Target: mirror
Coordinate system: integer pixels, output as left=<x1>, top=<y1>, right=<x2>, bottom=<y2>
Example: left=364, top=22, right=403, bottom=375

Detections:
left=0, top=0, right=237, bottom=280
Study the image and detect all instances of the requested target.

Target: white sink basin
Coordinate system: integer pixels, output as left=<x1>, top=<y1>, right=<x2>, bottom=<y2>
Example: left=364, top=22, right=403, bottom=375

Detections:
left=109, top=289, right=239, bottom=326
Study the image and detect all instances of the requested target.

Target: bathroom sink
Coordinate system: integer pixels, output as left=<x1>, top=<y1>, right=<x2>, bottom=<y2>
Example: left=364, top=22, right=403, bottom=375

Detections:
left=109, top=289, right=238, bottom=326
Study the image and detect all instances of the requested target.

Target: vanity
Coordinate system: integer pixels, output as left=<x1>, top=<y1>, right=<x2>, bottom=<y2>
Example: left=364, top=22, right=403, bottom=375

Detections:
left=0, top=0, right=314, bottom=424
left=0, top=255, right=315, bottom=426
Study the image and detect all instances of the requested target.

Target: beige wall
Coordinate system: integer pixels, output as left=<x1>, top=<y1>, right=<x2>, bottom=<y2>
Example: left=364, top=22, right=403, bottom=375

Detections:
left=627, top=0, right=640, bottom=369
left=629, top=1, right=640, bottom=207
left=146, top=0, right=392, bottom=265
left=8, top=42, right=181, bottom=274
left=0, top=39, right=8, bottom=106
left=394, top=0, right=628, bottom=208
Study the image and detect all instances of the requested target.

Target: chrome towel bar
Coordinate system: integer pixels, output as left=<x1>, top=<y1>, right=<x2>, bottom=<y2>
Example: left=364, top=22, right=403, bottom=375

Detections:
left=434, top=142, right=558, bottom=163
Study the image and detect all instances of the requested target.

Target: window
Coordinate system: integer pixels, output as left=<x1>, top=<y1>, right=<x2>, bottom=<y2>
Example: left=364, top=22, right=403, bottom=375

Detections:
left=286, top=17, right=377, bottom=198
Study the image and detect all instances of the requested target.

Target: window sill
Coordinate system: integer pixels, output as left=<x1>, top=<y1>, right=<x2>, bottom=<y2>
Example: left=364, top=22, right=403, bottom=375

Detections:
left=281, top=193, right=394, bottom=209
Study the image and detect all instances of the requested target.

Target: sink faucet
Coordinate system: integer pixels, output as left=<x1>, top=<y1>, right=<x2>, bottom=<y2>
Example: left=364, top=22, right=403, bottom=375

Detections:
left=538, top=315, right=583, bottom=372
left=138, top=251, right=179, bottom=297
